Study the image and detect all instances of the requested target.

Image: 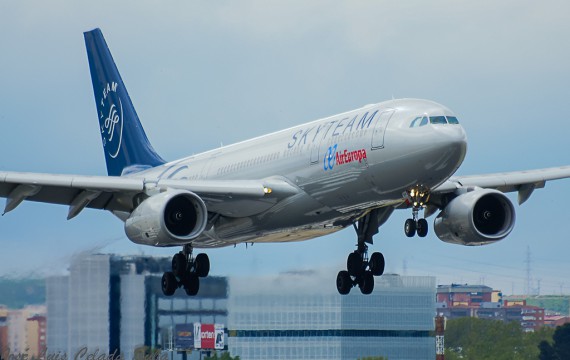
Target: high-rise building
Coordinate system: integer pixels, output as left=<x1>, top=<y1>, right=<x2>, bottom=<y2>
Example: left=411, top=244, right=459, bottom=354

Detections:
left=46, top=253, right=228, bottom=360
left=46, top=276, right=69, bottom=356
left=228, top=272, right=436, bottom=360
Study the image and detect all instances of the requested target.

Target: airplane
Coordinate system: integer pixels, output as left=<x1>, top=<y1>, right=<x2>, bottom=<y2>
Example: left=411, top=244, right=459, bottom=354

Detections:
left=2, top=28, right=570, bottom=296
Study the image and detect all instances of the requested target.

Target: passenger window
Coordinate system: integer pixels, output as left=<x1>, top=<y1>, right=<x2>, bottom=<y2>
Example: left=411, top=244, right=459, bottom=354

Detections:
left=446, top=116, right=459, bottom=124
left=430, top=116, right=447, bottom=125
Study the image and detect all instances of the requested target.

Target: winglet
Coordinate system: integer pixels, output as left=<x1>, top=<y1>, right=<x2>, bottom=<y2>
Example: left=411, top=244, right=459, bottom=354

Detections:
left=84, top=28, right=165, bottom=176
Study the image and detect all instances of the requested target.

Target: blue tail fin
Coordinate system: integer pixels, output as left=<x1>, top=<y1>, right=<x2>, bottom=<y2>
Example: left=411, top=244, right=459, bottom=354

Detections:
left=84, top=28, right=165, bottom=176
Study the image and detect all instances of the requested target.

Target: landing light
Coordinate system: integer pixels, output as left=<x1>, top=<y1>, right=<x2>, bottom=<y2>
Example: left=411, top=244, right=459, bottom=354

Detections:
left=264, top=187, right=272, bottom=194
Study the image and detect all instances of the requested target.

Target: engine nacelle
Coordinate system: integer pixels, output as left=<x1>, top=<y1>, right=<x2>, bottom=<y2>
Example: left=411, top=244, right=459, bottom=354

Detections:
left=434, top=189, right=516, bottom=246
left=125, top=190, right=208, bottom=246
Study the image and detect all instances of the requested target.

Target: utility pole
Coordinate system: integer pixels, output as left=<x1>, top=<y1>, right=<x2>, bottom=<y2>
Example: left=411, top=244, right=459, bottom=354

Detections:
left=525, top=246, right=532, bottom=297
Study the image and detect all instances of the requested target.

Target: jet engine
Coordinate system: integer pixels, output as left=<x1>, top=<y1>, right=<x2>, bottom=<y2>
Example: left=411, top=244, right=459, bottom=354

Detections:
left=434, top=188, right=516, bottom=246
left=125, top=190, right=208, bottom=246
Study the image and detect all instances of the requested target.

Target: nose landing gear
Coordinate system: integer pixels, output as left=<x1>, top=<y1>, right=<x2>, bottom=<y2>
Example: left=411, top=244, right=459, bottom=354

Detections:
left=404, top=186, right=430, bottom=238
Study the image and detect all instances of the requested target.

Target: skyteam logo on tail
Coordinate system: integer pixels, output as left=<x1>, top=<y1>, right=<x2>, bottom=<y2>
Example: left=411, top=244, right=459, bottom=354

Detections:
left=99, top=82, right=124, bottom=159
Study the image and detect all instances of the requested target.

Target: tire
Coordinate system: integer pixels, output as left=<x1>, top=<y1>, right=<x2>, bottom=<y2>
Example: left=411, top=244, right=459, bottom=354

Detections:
left=195, top=253, right=210, bottom=278
left=336, top=270, right=352, bottom=295
left=417, top=218, right=428, bottom=238
left=183, top=272, right=200, bottom=296
left=172, top=253, right=187, bottom=278
left=347, top=252, right=362, bottom=276
left=369, top=252, right=385, bottom=276
left=161, top=272, right=177, bottom=296
left=359, top=271, right=374, bottom=295
left=404, top=218, right=416, bottom=237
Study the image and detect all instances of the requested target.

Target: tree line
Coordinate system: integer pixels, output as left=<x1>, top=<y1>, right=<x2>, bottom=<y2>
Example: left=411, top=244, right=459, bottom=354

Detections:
left=445, top=318, right=570, bottom=360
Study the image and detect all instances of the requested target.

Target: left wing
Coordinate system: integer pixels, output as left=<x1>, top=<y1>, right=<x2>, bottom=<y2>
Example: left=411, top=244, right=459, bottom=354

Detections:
left=433, top=165, right=570, bottom=205
left=0, top=171, right=299, bottom=220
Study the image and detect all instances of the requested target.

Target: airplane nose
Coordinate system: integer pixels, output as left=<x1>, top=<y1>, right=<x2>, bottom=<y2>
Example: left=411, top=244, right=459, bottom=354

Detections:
left=437, top=124, right=467, bottom=150
left=445, top=125, right=468, bottom=167
left=428, top=124, right=468, bottom=173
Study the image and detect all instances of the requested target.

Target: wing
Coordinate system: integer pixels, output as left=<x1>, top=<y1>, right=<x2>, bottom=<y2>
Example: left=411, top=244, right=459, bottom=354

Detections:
left=433, top=166, right=570, bottom=205
left=0, top=171, right=299, bottom=220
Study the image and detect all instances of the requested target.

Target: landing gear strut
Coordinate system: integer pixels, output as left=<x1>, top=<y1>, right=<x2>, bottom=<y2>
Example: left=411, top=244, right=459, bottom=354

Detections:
left=337, top=209, right=386, bottom=295
left=405, top=186, right=430, bottom=238
left=162, top=244, right=210, bottom=296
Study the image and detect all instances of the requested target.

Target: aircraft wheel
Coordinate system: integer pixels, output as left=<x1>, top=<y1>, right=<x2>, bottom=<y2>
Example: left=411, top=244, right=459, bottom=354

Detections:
left=359, top=271, right=374, bottom=295
left=161, top=271, right=177, bottom=296
left=417, top=219, right=428, bottom=238
left=404, top=218, right=416, bottom=237
left=369, top=252, right=385, bottom=276
left=172, top=252, right=187, bottom=278
left=337, top=270, right=352, bottom=295
left=183, top=272, right=200, bottom=296
left=347, top=252, right=363, bottom=276
left=195, top=253, right=210, bottom=278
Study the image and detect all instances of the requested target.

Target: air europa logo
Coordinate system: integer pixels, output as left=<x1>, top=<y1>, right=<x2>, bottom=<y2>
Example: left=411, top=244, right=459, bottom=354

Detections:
left=99, top=81, right=124, bottom=159
left=324, top=144, right=368, bottom=171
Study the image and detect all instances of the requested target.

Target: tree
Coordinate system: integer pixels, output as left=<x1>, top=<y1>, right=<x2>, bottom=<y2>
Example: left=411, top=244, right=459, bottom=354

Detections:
left=539, top=323, right=570, bottom=359
left=204, top=352, right=240, bottom=360
left=539, top=340, right=556, bottom=360
left=445, top=317, right=554, bottom=360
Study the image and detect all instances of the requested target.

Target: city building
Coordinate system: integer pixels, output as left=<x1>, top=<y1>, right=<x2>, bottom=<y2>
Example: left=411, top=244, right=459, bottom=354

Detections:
left=544, top=315, right=570, bottom=328
left=228, top=272, right=436, bottom=360
left=5, top=305, right=46, bottom=356
left=46, top=253, right=228, bottom=360
left=504, top=295, right=570, bottom=316
left=46, top=276, right=68, bottom=355
left=437, top=284, right=545, bottom=332
left=436, top=284, right=494, bottom=307
left=0, top=306, right=7, bottom=357
left=26, top=315, right=46, bottom=358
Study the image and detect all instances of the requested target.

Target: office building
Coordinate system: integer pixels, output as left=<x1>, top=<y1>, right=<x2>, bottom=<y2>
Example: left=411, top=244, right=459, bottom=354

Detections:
left=46, top=253, right=228, bottom=360
left=228, top=272, right=436, bottom=360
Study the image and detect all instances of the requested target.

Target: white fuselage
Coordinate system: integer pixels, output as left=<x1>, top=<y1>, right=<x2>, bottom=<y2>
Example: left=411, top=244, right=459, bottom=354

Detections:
left=132, top=98, right=468, bottom=247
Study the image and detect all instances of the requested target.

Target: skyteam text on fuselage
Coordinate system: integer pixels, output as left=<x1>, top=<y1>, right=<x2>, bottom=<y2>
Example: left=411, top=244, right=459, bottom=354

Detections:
left=2, top=28, right=570, bottom=296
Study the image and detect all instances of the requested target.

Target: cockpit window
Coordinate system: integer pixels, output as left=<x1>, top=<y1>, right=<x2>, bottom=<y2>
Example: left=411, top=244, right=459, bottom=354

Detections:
left=410, top=116, right=429, bottom=128
left=446, top=116, right=459, bottom=124
left=429, top=116, right=447, bottom=125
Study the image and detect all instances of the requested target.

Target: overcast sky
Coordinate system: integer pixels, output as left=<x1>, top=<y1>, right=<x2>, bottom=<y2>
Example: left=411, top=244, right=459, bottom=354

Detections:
left=0, top=1, right=569, bottom=295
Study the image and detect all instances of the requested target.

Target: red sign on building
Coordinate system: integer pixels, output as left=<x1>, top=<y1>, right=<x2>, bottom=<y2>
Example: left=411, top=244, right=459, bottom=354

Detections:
left=201, top=324, right=215, bottom=349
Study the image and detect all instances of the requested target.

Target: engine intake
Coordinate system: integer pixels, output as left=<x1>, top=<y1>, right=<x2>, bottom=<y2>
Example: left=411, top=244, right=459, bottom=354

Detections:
left=434, top=189, right=516, bottom=246
left=125, top=190, right=208, bottom=246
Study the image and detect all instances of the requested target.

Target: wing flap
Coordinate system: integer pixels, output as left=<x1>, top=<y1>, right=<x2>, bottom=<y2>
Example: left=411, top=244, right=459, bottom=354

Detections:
left=0, top=171, right=300, bottom=218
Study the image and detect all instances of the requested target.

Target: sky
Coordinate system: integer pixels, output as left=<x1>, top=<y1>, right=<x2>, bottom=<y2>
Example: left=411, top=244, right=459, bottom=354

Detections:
left=0, top=1, right=569, bottom=296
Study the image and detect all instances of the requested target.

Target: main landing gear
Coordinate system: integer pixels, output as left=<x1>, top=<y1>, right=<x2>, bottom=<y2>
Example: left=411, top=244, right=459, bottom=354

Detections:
left=404, top=186, right=430, bottom=238
left=337, top=210, right=386, bottom=295
left=162, top=244, right=210, bottom=296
